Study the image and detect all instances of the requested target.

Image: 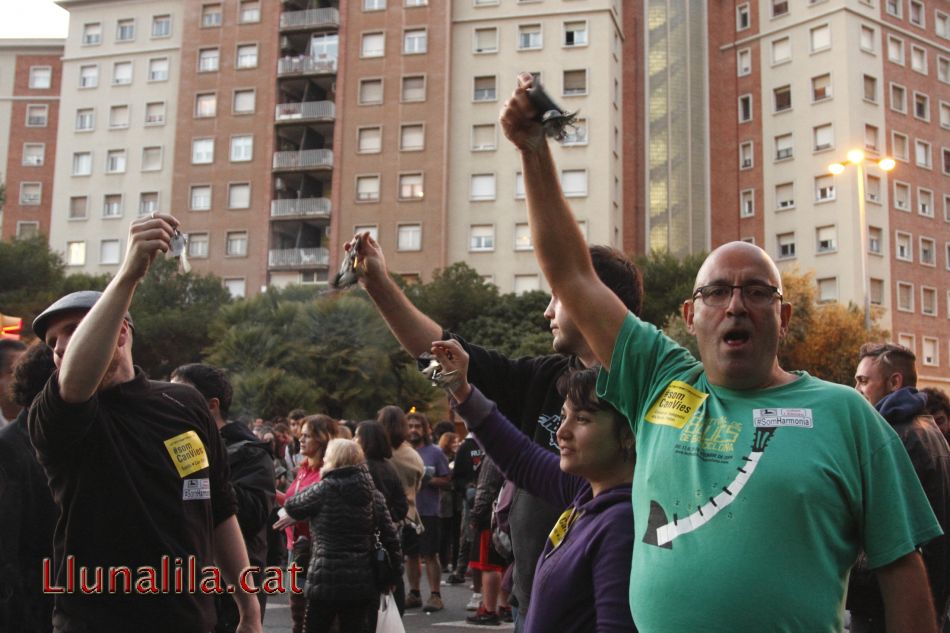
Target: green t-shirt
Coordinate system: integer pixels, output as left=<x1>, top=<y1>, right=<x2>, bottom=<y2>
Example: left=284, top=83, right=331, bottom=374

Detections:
left=597, top=314, right=941, bottom=633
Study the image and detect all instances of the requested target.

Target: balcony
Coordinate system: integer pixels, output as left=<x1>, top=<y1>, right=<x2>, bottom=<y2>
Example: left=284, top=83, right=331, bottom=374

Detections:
left=273, top=149, right=333, bottom=170
left=269, top=247, right=329, bottom=268
left=275, top=101, right=335, bottom=123
left=271, top=197, right=331, bottom=218
left=279, top=7, right=340, bottom=31
left=278, top=55, right=337, bottom=76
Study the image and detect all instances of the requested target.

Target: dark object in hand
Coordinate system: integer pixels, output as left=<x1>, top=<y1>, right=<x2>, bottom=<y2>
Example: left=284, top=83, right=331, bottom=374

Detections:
left=332, top=234, right=362, bottom=289
left=527, top=82, right=580, bottom=142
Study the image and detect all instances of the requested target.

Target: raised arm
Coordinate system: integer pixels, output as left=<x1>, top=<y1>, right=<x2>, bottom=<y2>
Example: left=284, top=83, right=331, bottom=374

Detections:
left=500, top=74, right=627, bottom=368
left=57, top=213, right=178, bottom=402
left=354, top=231, right=442, bottom=358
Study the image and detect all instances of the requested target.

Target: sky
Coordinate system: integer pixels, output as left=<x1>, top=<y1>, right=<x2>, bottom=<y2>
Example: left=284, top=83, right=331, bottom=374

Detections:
left=0, top=0, right=69, bottom=39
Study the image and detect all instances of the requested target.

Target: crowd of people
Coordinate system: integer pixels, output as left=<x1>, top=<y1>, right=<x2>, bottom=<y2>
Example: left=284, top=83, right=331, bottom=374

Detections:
left=1, top=72, right=950, bottom=633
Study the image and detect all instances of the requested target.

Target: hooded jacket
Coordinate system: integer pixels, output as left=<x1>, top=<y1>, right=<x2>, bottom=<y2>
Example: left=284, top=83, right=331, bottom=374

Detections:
left=219, top=421, right=275, bottom=568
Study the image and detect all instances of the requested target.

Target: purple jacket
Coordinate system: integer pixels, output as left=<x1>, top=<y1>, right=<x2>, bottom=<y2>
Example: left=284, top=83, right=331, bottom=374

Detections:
left=456, top=387, right=637, bottom=633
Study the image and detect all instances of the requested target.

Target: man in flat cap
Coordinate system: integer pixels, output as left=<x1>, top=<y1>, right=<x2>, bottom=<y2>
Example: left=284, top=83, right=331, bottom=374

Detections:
left=29, top=214, right=262, bottom=633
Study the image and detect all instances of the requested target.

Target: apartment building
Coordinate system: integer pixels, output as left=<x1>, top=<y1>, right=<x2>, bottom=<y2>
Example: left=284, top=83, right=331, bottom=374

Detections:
left=0, top=40, right=64, bottom=241
left=707, top=0, right=949, bottom=386
left=449, top=0, right=624, bottom=292
left=50, top=0, right=183, bottom=275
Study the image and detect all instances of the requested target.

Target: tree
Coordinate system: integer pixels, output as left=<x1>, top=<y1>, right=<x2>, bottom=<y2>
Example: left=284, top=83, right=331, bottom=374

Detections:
left=459, top=289, right=552, bottom=357
left=634, top=250, right=706, bottom=327
left=406, top=262, right=499, bottom=333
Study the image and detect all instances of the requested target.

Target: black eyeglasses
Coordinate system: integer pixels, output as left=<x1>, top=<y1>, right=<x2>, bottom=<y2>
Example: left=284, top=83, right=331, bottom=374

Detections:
left=692, top=284, right=783, bottom=307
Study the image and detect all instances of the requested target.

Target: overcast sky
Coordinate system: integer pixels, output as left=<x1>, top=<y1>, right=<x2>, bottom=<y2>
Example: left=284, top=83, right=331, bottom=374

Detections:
left=0, top=0, right=68, bottom=39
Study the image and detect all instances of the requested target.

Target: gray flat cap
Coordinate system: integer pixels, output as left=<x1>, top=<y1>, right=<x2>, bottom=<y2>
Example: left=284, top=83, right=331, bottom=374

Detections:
left=32, top=291, right=134, bottom=341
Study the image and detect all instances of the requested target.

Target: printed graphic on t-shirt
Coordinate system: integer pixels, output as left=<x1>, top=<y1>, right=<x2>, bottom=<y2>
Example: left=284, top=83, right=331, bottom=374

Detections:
left=538, top=413, right=562, bottom=450
left=644, top=381, right=708, bottom=429
left=163, top=431, right=209, bottom=478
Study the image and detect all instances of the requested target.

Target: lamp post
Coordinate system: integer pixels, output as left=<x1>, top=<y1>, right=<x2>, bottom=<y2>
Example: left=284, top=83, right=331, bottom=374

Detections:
left=828, top=150, right=895, bottom=331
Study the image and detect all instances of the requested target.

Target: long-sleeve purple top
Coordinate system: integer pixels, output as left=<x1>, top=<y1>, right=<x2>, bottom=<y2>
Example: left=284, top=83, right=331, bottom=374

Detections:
left=455, top=386, right=637, bottom=633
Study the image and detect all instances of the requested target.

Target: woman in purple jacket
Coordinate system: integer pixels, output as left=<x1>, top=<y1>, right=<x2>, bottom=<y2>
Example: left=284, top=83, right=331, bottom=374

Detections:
left=430, top=339, right=637, bottom=633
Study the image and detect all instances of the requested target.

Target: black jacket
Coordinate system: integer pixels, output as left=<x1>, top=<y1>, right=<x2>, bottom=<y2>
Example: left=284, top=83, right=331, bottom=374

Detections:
left=470, top=457, right=504, bottom=532
left=366, top=457, right=409, bottom=524
left=284, top=464, right=401, bottom=602
left=220, top=421, right=275, bottom=568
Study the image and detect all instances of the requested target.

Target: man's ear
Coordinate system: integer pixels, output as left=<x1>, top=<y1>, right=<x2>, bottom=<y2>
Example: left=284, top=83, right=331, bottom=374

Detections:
left=116, top=320, right=132, bottom=348
left=208, top=397, right=221, bottom=416
left=778, top=302, right=792, bottom=339
left=683, top=300, right=696, bottom=335
left=887, top=372, right=905, bottom=392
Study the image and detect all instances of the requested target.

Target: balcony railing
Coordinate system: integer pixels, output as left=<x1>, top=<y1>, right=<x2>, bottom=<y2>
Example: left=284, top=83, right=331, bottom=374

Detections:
left=277, top=55, right=337, bottom=76
left=271, top=197, right=331, bottom=218
left=275, top=101, right=335, bottom=122
left=268, top=247, right=329, bottom=267
left=273, top=149, right=333, bottom=170
left=279, top=7, right=340, bottom=30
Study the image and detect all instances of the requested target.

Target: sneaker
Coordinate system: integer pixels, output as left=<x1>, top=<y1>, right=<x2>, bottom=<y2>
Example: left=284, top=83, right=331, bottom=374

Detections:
left=466, top=606, right=500, bottom=625
left=466, top=592, right=483, bottom=611
left=423, top=594, right=444, bottom=613
left=405, top=592, right=422, bottom=609
left=498, top=606, right=513, bottom=623
left=445, top=571, right=466, bottom=585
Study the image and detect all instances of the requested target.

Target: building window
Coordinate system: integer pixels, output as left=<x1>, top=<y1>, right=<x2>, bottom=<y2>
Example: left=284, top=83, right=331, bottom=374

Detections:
left=920, top=237, right=936, bottom=266
left=738, top=95, right=753, bottom=122
left=19, top=183, right=41, bottom=206
left=29, top=66, right=52, bottom=89
left=895, top=231, right=913, bottom=261
left=145, top=102, right=165, bottom=125
left=775, top=133, right=793, bottom=160
left=888, top=36, right=904, bottom=64
left=105, top=149, right=126, bottom=174
left=816, top=225, right=837, bottom=253
left=564, top=20, right=588, bottom=47
left=892, top=132, right=909, bottom=161
left=915, top=139, right=932, bottom=168
left=863, top=75, right=877, bottom=102
left=913, top=93, right=929, bottom=121
left=474, top=27, right=498, bottom=53
left=103, top=194, right=123, bottom=218
left=812, top=74, right=831, bottom=101
left=813, top=123, right=833, bottom=151
left=79, top=64, right=98, bottom=88
left=72, top=152, right=92, bottom=176
left=919, top=188, right=934, bottom=216
left=860, top=25, right=876, bottom=53
left=223, top=279, right=246, bottom=298
left=810, top=24, right=830, bottom=52
left=83, top=22, right=101, bottom=45
left=359, top=78, right=383, bottom=105
left=514, top=275, right=541, bottom=294
left=233, top=90, right=255, bottom=114
left=815, top=174, right=835, bottom=201
left=190, top=185, right=212, bottom=210
left=921, top=338, right=938, bottom=365
left=868, top=226, right=883, bottom=254
left=910, top=45, right=927, bottom=73
left=518, top=24, right=542, bottom=50
left=139, top=192, right=159, bottom=216
left=398, top=173, right=424, bottom=199
left=772, top=0, right=789, bottom=17
left=772, top=37, right=791, bottom=64
left=66, top=241, right=86, bottom=266
left=108, top=105, right=129, bottom=129
left=357, top=127, right=382, bottom=153
left=403, top=29, right=427, bottom=54
left=100, top=240, right=121, bottom=265
left=198, top=48, right=219, bottom=72
left=739, top=141, right=753, bottom=169
left=228, top=183, right=251, bottom=209
left=470, top=174, right=496, bottom=201
left=397, top=224, right=422, bottom=251
left=865, top=125, right=879, bottom=153
left=148, top=58, right=169, bottom=82
left=775, top=182, right=795, bottom=210
left=469, top=225, right=495, bottom=252
left=226, top=231, right=248, bottom=257
left=69, top=196, right=88, bottom=220
left=890, top=83, right=907, bottom=112
left=938, top=11, right=949, bottom=38
left=943, top=148, right=950, bottom=175
left=514, top=223, right=532, bottom=250
left=152, top=14, right=171, bottom=38
left=401, top=75, right=425, bottom=101
left=921, top=287, right=937, bottom=316
left=886, top=0, right=902, bottom=17
left=202, top=4, right=223, bottom=28
left=116, top=19, right=135, bottom=42
left=773, top=85, right=792, bottom=112
left=112, top=61, right=132, bottom=85
left=364, top=0, right=386, bottom=10
left=471, top=123, right=496, bottom=151
left=897, top=283, right=914, bottom=312
left=362, top=32, right=385, bottom=57
left=230, top=135, right=253, bottom=162
left=188, top=233, right=209, bottom=258
left=737, top=4, right=750, bottom=30
left=939, top=57, right=950, bottom=83
left=26, top=104, right=48, bottom=127
left=777, top=232, right=796, bottom=259
left=142, top=146, right=162, bottom=171
left=737, top=48, right=751, bottom=76
left=561, top=169, right=588, bottom=197
left=563, top=118, right=588, bottom=146
left=400, top=124, right=424, bottom=151
left=893, top=181, right=911, bottom=210
left=22, top=143, right=44, bottom=167
left=239, top=1, right=261, bottom=23
left=474, top=76, right=497, bottom=102
left=866, top=174, right=882, bottom=202
left=817, top=277, right=837, bottom=303
left=356, top=175, right=380, bottom=202
left=195, top=93, right=217, bottom=118
left=236, top=44, right=258, bottom=69
left=740, top=190, right=755, bottom=217
left=563, top=69, right=587, bottom=96
left=192, top=139, right=214, bottom=164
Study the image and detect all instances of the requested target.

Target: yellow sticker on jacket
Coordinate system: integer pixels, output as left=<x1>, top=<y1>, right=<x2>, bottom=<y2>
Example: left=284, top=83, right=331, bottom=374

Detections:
left=548, top=508, right=581, bottom=552
left=644, top=381, right=708, bottom=429
left=163, top=431, right=209, bottom=478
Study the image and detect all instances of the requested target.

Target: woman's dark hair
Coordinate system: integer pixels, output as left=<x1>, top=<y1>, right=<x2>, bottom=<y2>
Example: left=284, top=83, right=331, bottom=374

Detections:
left=11, top=341, right=55, bottom=408
left=377, top=405, right=407, bottom=449
left=356, top=419, right=393, bottom=460
left=432, top=420, right=455, bottom=441
left=556, top=367, right=632, bottom=457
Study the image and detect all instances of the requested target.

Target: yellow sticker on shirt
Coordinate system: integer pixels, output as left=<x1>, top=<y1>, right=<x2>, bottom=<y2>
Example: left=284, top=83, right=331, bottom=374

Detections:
left=548, top=508, right=581, bottom=552
left=163, top=431, right=209, bottom=478
left=644, top=381, right=708, bottom=429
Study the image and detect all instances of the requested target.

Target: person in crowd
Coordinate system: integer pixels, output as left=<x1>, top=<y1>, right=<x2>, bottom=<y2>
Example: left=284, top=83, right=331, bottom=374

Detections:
left=273, top=421, right=297, bottom=479
left=355, top=419, right=409, bottom=526
left=433, top=420, right=456, bottom=444
left=431, top=340, right=636, bottom=632
left=438, top=431, right=461, bottom=574
left=923, top=388, right=950, bottom=446
left=277, top=414, right=338, bottom=633
left=28, top=212, right=261, bottom=633
left=448, top=431, right=485, bottom=588
left=353, top=209, right=642, bottom=633
left=499, top=71, right=942, bottom=632
left=170, top=363, right=276, bottom=632
left=377, top=405, right=424, bottom=614
left=276, top=439, right=401, bottom=633
left=852, top=343, right=950, bottom=632
left=0, top=342, right=57, bottom=632
left=465, top=457, right=510, bottom=626
left=0, top=339, right=26, bottom=427
left=406, top=411, right=451, bottom=612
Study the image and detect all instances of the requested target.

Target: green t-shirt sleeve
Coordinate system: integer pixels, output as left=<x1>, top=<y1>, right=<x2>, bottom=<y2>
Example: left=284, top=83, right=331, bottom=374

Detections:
left=596, top=312, right=701, bottom=432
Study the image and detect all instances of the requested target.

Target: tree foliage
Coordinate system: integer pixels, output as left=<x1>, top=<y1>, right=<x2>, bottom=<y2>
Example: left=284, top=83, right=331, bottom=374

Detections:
left=634, top=250, right=706, bottom=327
left=406, top=262, right=499, bottom=334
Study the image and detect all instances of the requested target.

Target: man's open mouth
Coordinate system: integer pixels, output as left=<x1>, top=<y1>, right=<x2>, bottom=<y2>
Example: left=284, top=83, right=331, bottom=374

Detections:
left=722, top=329, right=751, bottom=347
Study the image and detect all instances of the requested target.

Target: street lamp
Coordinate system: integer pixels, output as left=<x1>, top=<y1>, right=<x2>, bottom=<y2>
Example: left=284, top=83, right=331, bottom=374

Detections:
left=827, top=150, right=895, bottom=330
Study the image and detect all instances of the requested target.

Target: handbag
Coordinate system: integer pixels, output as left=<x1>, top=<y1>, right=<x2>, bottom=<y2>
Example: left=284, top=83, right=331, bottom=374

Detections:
left=371, top=505, right=401, bottom=591
left=376, top=592, right=406, bottom=633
